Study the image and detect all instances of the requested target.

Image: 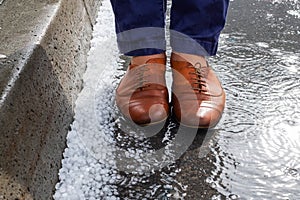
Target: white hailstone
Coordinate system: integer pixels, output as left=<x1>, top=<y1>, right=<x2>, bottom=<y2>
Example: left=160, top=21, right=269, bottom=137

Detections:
left=108, top=160, right=115, bottom=165
left=109, top=196, right=119, bottom=200
left=61, top=193, right=68, bottom=198
left=95, top=188, right=100, bottom=194
left=102, top=185, right=110, bottom=193
left=59, top=185, right=66, bottom=193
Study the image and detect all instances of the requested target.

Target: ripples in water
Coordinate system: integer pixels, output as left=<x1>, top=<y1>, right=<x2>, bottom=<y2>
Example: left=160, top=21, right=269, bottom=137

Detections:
left=209, top=21, right=300, bottom=199
left=91, top=29, right=300, bottom=199
left=87, top=0, right=300, bottom=199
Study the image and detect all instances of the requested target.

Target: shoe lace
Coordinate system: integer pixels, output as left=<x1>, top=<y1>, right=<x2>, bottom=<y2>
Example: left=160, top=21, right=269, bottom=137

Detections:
left=189, top=62, right=208, bottom=93
left=133, top=64, right=151, bottom=90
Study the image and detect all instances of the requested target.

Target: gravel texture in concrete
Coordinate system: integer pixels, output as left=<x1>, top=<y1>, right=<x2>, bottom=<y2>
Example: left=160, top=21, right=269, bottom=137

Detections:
left=0, top=0, right=101, bottom=199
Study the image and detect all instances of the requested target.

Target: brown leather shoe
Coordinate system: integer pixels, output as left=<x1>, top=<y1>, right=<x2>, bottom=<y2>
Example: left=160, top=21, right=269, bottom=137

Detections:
left=171, top=53, right=225, bottom=128
left=116, top=54, right=169, bottom=126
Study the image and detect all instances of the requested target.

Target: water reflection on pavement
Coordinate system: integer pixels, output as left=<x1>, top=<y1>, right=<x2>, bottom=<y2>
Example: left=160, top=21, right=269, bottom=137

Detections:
left=207, top=0, right=300, bottom=199
left=114, top=0, right=300, bottom=199
left=55, top=0, right=300, bottom=199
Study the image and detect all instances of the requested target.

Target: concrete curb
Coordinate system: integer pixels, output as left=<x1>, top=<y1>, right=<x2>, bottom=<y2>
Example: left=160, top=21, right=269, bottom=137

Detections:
left=0, top=0, right=101, bottom=199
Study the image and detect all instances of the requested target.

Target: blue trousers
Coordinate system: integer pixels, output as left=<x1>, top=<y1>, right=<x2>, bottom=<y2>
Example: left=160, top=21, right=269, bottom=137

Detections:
left=110, top=0, right=229, bottom=56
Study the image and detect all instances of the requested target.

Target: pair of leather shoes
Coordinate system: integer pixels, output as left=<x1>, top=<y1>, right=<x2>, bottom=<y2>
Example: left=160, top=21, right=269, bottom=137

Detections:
left=115, top=53, right=225, bottom=128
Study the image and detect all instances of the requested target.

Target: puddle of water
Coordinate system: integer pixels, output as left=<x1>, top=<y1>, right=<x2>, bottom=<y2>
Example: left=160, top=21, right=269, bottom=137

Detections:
left=210, top=33, right=300, bottom=198
left=55, top=0, right=300, bottom=199
left=209, top=0, right=300, bottom=198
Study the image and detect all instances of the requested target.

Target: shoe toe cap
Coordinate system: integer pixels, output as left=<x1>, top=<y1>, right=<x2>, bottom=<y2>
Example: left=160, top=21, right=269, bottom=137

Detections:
left=196, top=107, right=222, bottom=128
left=178, top=106, right=222, bottom=128
left=129, top=103, right=168, bottom=125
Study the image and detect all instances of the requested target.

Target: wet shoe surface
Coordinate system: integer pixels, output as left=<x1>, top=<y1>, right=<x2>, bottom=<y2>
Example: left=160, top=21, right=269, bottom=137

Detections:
left=115, top=55, right=169, bottom=125
left=171, top=53, right=226, bottom=128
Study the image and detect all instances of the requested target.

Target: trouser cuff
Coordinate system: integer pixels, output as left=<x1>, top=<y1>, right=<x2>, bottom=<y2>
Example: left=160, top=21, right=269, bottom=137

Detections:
left=170, top=32, right=219, bottom=56
left=116, top=28, right=166, bottom=56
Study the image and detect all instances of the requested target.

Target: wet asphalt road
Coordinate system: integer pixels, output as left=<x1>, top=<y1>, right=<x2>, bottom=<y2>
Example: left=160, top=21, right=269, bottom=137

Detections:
left=115, top=0, right=300, bottom=199
left=114, top=0, right=300, bottom=199
left=55, top=0, right=300, bottom=199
